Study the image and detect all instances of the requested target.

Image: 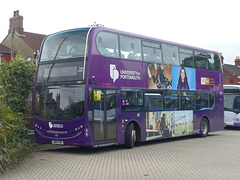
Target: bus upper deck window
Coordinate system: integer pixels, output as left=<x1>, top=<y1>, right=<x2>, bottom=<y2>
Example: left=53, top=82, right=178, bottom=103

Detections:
left=194, top=51, right=208, bottom=70
left=208, top=53, right=221, bottom=71
left=179, top=48, right=194, bottom=68
left=119, top=35, right=142, bottom=61
left=96, top=32, right=119, bottom=58
left=142, top=41, right=162, bottom=63
left=162, top=44, right=179, bottom=66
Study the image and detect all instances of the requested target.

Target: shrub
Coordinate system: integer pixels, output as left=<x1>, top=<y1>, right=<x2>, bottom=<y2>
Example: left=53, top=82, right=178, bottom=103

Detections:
left=0, top=99, right=28, bottom=173
left=0, top=53, right=35, bottom=172
left=0, top=120, right=10, bottom=173
left=0, top=54, right=36, bottom=113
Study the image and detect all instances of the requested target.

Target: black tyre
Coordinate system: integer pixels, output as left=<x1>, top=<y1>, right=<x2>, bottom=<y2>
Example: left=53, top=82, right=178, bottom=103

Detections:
left=125, top=123, right=136, bottom=149
left=200, top=118, right=209, bottom=137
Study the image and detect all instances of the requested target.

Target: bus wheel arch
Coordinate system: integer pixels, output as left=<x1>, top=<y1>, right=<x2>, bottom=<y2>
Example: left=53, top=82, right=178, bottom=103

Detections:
left=200, top=116, right=209, bottom=137
left=124, top=121, right=141, bottom=148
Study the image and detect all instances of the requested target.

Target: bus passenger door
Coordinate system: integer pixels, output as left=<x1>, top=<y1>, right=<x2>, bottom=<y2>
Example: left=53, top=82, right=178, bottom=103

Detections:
left=92, top=89, right=117, bottom=145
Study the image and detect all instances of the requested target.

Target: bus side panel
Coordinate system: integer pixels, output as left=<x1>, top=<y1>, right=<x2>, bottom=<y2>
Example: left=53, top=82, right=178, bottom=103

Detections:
left=195, top=69, right=224, bottom=132
left=117, top=112, right=146, bottom=145
left=193, top=109, right=224, bottom=134
left=193, top=110, right=213, bottom=134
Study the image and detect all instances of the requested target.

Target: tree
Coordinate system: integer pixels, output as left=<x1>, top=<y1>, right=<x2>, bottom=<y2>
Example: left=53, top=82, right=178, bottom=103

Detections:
left=0, top=54, right=36, bottom=113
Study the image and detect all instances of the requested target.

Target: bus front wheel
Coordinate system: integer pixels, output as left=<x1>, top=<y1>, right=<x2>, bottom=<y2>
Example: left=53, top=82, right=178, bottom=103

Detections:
left=200, top=118, right=209, bottom=137
left=125, top=123, right=136, bottom=149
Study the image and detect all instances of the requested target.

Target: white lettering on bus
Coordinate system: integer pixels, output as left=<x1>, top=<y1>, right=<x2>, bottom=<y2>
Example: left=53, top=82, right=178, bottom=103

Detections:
left=120, top=70, right=141, bottom=81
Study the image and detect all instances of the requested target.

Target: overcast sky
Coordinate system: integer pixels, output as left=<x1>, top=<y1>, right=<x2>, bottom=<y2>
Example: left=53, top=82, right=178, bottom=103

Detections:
left=0, top=0, right=239, bottom=64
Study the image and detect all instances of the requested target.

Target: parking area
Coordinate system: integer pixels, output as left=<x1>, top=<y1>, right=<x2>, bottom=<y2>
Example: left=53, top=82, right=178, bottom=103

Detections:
left=1, top=128, right=240, bottom=180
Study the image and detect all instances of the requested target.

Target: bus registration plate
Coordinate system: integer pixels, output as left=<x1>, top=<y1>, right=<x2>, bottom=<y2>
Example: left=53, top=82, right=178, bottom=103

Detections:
left=52, top=140, right=64, bottom=145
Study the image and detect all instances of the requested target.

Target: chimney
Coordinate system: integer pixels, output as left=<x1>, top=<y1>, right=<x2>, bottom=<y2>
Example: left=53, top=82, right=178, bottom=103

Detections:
left=235, top=56, right=240, bottom=66
left=220, top=52, right=224, bottom=64
left=9, top=10, right=24, bottom=34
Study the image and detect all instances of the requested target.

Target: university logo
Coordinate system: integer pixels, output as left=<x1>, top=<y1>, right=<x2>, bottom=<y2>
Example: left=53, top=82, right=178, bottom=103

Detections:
left=49, top=122, right=63, bottom=129
left=110, top=64, right=119, bottom=83
left=49, top=122, right=53, bottom=129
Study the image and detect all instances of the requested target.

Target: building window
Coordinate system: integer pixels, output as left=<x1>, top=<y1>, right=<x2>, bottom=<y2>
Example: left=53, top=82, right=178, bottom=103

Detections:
left=238, top=76, right=240, bottom=84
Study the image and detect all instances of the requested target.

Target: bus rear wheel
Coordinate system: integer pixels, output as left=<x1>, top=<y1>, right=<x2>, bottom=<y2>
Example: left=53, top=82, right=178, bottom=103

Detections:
left=125, top=123, right=136, bottom=149
left=200, top=118, right=209, bottom=137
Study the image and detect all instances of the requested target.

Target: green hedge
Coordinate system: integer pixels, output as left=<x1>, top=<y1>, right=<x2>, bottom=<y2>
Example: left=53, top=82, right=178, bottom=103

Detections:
left=0, top=54, right=36, bottom=173
left=0, top=100, right=25, bottom=173
left=0, top=54, right=36, bottom=113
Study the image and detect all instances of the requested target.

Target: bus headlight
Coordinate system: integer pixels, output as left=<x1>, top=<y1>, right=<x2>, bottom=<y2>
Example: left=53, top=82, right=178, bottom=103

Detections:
left=35, top=124, right=43, bottom=132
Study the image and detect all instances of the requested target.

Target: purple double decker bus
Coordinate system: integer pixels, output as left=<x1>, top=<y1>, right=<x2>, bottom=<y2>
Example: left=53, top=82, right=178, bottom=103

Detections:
left=33, top=24, right=224, bottom=148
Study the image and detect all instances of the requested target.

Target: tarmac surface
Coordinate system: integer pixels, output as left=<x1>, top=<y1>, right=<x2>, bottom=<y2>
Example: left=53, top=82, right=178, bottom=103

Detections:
left=1, top=128, right=240, bottom=180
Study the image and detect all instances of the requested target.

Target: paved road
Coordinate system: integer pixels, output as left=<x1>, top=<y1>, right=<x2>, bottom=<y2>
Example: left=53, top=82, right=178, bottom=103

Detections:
left=1, top=128, right=240, bottom=180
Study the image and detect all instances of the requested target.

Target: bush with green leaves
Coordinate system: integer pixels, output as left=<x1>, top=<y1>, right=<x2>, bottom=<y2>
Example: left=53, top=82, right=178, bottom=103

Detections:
left=0, top=100, right=25, bottom=173
left=0, top=120, right=10, bottom=173
left=0, top=54, right=36, bottom=113
left=0, top=54, right=36, bottom=173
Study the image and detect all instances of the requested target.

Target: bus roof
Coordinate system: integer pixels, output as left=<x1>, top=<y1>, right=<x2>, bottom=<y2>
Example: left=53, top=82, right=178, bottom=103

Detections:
left=47, top=25, right=220, bottom=55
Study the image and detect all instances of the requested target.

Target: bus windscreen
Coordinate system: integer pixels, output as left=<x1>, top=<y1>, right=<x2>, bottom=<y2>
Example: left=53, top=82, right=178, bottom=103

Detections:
left=35, top=85, right=85, bottom=121
left=40, top=29, right=89, bottom=61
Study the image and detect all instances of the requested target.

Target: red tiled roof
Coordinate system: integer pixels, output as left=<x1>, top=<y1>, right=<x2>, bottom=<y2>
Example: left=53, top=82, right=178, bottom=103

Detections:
left=222, top=64, right=240, bottom=76
left=18, top=31, right=46, bottom=52
left=0, top=43, right=11, bottom=54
